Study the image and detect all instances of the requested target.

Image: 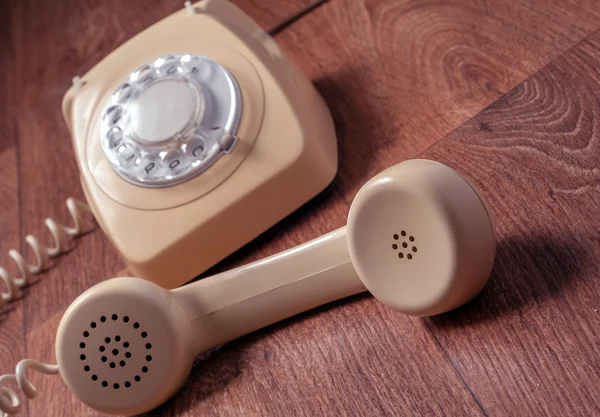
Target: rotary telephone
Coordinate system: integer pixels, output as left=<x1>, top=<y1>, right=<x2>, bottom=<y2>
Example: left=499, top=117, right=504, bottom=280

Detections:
left=0, top=0, right=338, bottom=301
left=0, top=1, right=498, bottom=416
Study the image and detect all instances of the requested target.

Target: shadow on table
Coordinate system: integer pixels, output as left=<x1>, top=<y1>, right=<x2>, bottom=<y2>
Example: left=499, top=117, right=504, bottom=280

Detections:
left=429, top=231, right=589, bottom=329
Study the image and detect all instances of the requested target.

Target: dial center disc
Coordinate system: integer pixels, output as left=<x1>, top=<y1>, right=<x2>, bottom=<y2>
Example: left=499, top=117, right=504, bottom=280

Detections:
left=129, top=79, right=201, bottom=144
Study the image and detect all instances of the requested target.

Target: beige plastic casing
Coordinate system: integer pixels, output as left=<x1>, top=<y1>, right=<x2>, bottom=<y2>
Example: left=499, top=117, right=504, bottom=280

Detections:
left=55, top=159, right=496, bottom=416
left=61, top=0, right=338, bottom=288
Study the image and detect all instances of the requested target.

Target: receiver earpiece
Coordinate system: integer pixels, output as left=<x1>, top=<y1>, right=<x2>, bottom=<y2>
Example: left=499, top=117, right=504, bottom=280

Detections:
left=49, top=159, right=495, bottom=416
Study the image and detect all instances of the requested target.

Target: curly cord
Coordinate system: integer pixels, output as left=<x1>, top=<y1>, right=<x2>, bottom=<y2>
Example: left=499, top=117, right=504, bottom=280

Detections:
left=0, top=359, right=59, bottom=416
left=0, top=198, right=92, bottom=308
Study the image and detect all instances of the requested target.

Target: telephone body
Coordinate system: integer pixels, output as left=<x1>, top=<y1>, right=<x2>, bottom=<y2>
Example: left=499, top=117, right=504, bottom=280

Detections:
left=61, top=0, right=338, bottom=289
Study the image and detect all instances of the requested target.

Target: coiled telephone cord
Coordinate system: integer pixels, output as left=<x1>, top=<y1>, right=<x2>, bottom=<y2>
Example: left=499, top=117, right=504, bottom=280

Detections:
left=0, top=198, right=92, bottom=309
left=0, top=359, right=59, bottom=416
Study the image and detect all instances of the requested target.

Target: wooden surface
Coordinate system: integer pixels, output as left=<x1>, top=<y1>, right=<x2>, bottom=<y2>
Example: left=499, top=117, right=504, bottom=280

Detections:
left=2, top=0, right=600, bottom=416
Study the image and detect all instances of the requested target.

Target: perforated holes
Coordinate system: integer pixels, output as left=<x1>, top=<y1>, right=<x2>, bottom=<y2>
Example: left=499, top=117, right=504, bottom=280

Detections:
left=80, top=342, right=85, bottom=349
left=112, top=314, right=118, bottom=321
left=84, top=365, right=90, bottom=372
left=110, top=362, right=116, bottom=369
left=146, top=355, right=152, bottom=362
left=146, top=343, right=152, bottom=350
left=92, top=375, right=98, bottom=381
left=124, top=342, right=130, bottom=349
left=392, top=232, right=417, bottom=260
left=115, top=335, right=121, bottom=342
left=113, top=349, right=119, bottom=356
left=83, top=331, right=89, bottom=338
left=99, top=346, right=105, bottom=352
left=142, top=366, right=148, bottom=373
left=105, top=337, right=111, bottom=344
left=141, top=332, right=147, bottom=338
left=123, top=316, right=130, bottom=323
left=80, top=354, right=86, bottom=361
left=101, top=316, right=107, bottom=323
left=134, top=322, right=140, bottom=329
left=120, top=361, right=126, bottom=367
left=135, top=375, right=141, bottom=382
left=102, top=381, right=108, bottom=388
left=125, top=381, right=131, bottom=388
left=90, top=322, right=97, bottom=329
left=114, top=383, right=120, bottom=390
left=125, top=352, right=132, bottom=358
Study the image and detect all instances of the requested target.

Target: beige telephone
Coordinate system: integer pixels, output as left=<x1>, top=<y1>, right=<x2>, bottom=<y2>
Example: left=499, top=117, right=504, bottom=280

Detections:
left=0, top=158, right=496, bottom=416
left=0, top=0, right=338, bottom=307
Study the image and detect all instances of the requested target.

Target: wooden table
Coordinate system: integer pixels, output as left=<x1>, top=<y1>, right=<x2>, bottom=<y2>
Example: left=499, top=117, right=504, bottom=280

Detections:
left=2, top=0, right=600, bottom=415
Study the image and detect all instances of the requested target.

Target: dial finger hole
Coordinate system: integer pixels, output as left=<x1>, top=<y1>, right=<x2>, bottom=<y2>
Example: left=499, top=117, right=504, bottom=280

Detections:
left=103, top=105, right=122, bottom=126
left=113, top=83, right=133, bottom=103
left=130, top=64, right=153, bottom=84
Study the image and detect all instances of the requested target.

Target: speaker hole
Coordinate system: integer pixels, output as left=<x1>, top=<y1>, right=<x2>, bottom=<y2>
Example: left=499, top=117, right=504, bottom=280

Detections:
left=398, top=253, right=404, bottom=259
left=83, top=331, right=89, bottom=338
left=146, top=343, right=152, bottom=350
left=99, top=346, right=105, bottom=352
left=407, top=254, right=413, bottom=260
left=100, top=316, right=107, bottom=323
left=101, top=356, right=107, bottom=362
left=123, top=316, right=130, bottom=323
left=142, top=366, right=148, bottom=373
left=120, top=360, right=126, bottom=367
left=392, top=244, right=398, bottom=250
left=412, top=246, right=417, bottom=252
left=135, top=375, right=141, bottom=382
left=110, top=362, right=116, bottom=369
left=133, top=322, right=140, bottom=329
left=84, top=365, right=90, bottom=372
left=124, top=342, right=130, bottom=348
left=141, top=332, right=148, bottom=338
left=112, top=349, right=118, bottom=356
left=125, top=352, right=132, bottom=358
left=79, top=342, right=85, bottom=349
left=113, top=383, right=120, bottom=390
left=102, top=381, right=108, bottom=387
left=92, top=375, right=98, bottom=381
left=80, top=354, right=86, bottom=361
left=105, top=337, right=111, bottom=344
left=393, top=234, right=399, bottom=240
left=90, top=322, right=96, bottom=329
left=401, top=230, right=406, bottom=236
left=115, top=335, right=121, bottom=342
left=146, top=355, right=152, bottom=362
left=409, top=236, right=414, bottom=242
left=125, top=381, right=131, bottom=388
left=402, top=242, right=408, bottom=248
left=112, top=314, right=118, bottom=321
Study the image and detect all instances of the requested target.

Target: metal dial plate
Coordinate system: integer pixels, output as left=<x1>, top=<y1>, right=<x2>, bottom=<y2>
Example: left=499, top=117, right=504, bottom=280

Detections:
left=99, top=54, right=242, bottom=188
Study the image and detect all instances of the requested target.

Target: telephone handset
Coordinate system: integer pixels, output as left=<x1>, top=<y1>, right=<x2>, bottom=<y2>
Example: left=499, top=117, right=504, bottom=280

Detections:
left=0, top=0, right=339, bottom=308
left=0, top=159, right=496, bottom=416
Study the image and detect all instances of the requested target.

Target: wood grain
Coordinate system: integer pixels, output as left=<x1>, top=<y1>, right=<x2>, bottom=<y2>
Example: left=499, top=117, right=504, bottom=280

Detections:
left=416, top=30, right=600, bottom=416
left=6, top=0, right=323, bottom=331
left=276, top=0, right=600, bottom=203
left=0, top=1, right=27, bottom=412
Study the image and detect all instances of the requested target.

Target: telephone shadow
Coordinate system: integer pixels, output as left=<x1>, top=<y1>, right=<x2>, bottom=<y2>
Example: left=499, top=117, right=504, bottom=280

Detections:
left=313, top=66, right=383, bottom=200
left=141, top=293, right=369, bottom=416
left=428, top=231, right=589, bottom=329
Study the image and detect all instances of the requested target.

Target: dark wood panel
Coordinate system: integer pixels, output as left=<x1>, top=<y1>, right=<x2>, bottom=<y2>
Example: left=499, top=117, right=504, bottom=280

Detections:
left=0, top=3, right=27, bottom=414
left=416, top=30, right=600, bottom=416
left=276, top=0, right=600, bottom=203
left=6, top=0, right=321, bottom=331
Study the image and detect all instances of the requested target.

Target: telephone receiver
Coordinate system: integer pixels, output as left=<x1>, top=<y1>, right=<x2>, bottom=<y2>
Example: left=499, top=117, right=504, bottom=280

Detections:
left=23, top=159, right=495, bottom=416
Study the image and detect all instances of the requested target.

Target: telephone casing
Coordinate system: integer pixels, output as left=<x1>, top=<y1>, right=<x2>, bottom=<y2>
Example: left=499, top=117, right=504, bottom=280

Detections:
left=62, top=0, right=338, bottom=288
